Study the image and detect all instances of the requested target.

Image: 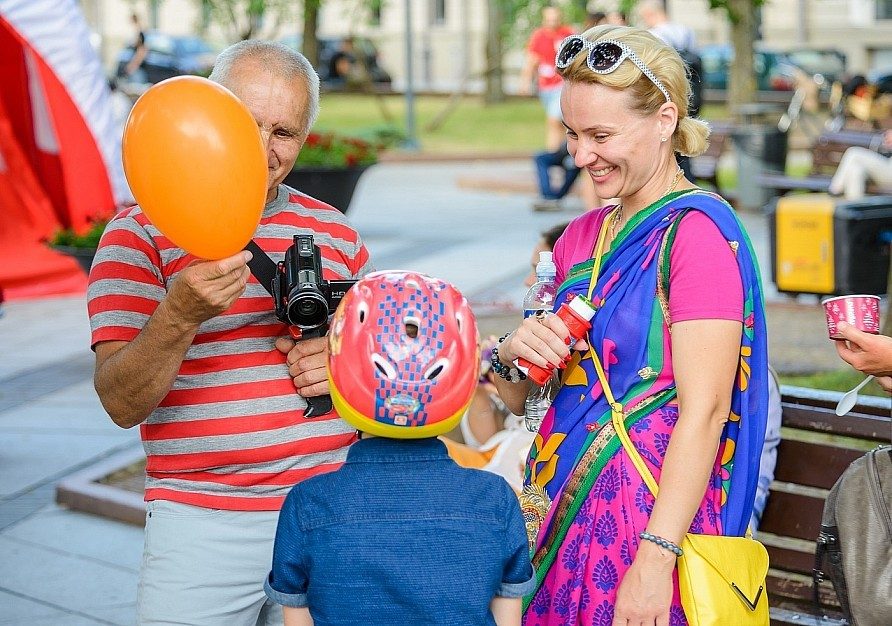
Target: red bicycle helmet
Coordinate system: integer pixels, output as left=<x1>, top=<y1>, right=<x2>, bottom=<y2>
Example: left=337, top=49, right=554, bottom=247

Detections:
left=328, top=270, right=479, bottom=438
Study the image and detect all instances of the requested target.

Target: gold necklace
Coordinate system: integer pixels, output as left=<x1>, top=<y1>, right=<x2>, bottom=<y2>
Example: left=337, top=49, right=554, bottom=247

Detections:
left=665, top=167, right=684, bottom=197
left=609, top=203, right=624, bottom=240
left=611, top=168, right=685, bottom=239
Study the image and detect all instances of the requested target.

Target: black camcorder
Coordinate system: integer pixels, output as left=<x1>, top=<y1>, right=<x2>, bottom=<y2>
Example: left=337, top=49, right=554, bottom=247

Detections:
left=271, top=234, right=356, bottom=418
left=247, top=233, right=356, bottom=418
left=273, top=234, right=357, bottom=334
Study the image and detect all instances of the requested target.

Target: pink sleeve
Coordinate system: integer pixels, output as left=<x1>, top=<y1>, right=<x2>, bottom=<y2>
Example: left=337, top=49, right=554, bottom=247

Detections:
left=668, top=211, right=743, bottom=324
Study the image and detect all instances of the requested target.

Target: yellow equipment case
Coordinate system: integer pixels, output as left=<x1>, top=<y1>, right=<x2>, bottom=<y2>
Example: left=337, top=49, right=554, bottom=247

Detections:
left=767, top=193, right=892, bottom=295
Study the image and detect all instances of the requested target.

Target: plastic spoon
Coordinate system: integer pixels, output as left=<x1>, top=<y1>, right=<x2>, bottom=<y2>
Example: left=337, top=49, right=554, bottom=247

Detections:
left=835, top=375, right=875, bottom=416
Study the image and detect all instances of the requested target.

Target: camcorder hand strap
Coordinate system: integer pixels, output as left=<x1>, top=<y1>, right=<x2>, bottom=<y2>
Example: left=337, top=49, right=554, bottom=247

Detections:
left=242, top=239, right=334, bottom=418
left=244, top=239, right=277, bottom=297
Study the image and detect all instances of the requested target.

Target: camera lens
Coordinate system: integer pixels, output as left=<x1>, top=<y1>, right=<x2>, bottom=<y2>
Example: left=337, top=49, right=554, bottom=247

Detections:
left=286, top=291, right=328, bottom=329
left=299, top=300, right=321, bottom=317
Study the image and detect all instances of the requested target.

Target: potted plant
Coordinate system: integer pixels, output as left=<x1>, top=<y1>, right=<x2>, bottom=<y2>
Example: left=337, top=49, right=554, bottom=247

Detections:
left=285, top=129, right=393, bottom=213
left=48, top=218, right=109, bottom=274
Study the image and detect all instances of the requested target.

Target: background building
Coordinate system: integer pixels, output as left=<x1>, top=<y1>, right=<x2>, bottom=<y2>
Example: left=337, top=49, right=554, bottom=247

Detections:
left=79, top=0, right=892, bottom=93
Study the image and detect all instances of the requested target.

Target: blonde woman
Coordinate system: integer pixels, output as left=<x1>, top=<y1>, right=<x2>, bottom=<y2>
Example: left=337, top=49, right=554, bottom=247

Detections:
left=491, top=26, right=769, bottom=625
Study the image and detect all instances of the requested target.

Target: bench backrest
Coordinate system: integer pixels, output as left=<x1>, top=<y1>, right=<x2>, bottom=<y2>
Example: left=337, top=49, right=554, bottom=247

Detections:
left=759, top=385, right=890, bottom=610
left=810, top=130, right=886, bottom=175
left=703, top=122, right=733, bottom=159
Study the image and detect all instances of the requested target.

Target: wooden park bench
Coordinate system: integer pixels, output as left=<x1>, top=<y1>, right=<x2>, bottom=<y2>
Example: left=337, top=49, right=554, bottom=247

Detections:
left=690, top=121, right=734, bottom=192
left=762, top=385, right=890, bottom=625
left=757, top=129, right=889, bottom=197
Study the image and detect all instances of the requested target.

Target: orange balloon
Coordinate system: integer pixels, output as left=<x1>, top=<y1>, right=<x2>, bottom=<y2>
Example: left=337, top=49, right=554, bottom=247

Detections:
left=122, top=76, right=266, bottom=259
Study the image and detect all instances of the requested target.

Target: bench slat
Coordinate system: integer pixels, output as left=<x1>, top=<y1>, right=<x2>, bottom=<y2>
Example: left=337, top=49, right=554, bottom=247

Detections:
left=758, top=129, right=886, bottom=196
left=760, top=491, right=824, bottom=541
left=756, top=173, right=831, bottom=192
left=769, top=574, right=841, bottom=606
left=764, top=543, right=815, bottom=576
left=773, top=439, right=865, bottom=489
left=771, top=607, right=845, bottom=626
left=782, top=404, right=892, bottom=440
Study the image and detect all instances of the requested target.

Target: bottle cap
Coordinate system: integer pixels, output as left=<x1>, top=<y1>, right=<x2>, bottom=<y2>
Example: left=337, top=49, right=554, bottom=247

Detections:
left=567, top=294, right=597, bottom=321
left=536, top=251, right=556, bottom=278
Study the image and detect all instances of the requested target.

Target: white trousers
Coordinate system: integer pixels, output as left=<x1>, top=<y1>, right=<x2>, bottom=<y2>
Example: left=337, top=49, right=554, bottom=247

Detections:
left=137, top=500, right=284, bottom=626
left=828, top=147, right=892, bottom=200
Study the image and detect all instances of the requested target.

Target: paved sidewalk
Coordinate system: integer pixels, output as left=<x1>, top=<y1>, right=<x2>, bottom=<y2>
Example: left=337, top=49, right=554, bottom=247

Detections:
left=0, top=159, right=849, bottom=624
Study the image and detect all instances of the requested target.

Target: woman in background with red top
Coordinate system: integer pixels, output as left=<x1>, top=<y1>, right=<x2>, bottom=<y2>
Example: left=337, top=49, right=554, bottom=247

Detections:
left=519, top=5, right=576, bottom=151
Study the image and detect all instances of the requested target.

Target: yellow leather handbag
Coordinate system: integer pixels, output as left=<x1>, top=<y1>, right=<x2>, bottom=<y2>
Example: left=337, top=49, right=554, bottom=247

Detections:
left=589, top=347, right=770, bottom=626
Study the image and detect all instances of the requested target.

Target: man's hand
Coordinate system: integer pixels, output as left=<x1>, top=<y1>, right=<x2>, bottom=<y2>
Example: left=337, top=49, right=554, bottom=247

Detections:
left=834, top=322, right=892, bottom=378
left=276, top=336, right=330, bottom=397
left=166, top=251, right=252, bottom=327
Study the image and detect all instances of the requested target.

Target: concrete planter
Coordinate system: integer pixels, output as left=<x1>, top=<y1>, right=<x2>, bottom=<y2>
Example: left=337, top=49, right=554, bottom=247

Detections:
left=283, top=165, right=370, bottom=213
left=52, top=245, right=96, bottom=274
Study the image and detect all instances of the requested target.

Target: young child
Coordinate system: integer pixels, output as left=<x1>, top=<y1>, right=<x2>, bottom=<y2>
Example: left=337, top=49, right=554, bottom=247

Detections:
left=264, top=270, right=535, bottom=625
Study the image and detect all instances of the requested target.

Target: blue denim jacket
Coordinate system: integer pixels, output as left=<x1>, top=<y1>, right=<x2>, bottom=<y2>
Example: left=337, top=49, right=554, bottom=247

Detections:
left=265, top=437, right=535, bottom=625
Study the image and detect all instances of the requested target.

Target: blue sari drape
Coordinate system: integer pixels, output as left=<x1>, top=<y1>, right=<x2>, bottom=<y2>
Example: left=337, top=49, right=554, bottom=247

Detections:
left=525, top=189, right=768, bottom=566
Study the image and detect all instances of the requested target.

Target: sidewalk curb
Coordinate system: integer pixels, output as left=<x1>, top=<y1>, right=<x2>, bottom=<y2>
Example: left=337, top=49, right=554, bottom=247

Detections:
left=55, top=446, right=146, bottom=527
left=380, top=151, right=532, bottom=163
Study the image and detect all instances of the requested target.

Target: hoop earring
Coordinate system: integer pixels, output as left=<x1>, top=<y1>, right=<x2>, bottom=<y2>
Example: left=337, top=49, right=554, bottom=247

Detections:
left=660, top=137, right=668, bottom=143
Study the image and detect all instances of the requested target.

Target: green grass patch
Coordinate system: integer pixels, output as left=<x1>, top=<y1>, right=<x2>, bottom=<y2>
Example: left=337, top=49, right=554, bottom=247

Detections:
left=314, top=95, right=737, bottom=156
left=779, top=368, right=888, bottom=397
left=314, top=94, right=546, bottom=154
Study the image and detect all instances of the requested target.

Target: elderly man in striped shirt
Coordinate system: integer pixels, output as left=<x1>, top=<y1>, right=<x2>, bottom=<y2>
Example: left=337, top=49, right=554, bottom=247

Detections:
left=87, top=41, right=372, bottom=625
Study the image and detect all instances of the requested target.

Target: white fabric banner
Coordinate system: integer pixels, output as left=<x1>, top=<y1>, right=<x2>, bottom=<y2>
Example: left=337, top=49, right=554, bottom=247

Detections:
left=0, top=0, right=132, bottom=204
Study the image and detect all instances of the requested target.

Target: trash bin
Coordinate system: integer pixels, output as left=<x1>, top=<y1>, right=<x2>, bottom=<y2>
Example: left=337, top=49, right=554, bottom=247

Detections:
left=730, top=104, right=788, bottom=211
left=767, top=193, right=892, bottom=295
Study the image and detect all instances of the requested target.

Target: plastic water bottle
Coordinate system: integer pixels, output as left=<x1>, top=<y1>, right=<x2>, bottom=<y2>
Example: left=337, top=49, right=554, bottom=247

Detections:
left=522, top=251, right=557, bottom=431
left=523, top=251, right=557, bottom=319
left=524, top=371, right=559, bottom=433
left=516, top=294, right=597, bottom=385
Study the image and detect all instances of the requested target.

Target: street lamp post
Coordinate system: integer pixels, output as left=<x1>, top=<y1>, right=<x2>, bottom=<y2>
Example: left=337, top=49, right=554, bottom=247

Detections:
left=403, top=0, right=419, bottom=150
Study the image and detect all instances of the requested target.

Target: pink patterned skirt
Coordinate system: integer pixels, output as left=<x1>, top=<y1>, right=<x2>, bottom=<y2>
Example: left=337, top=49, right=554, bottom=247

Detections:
left=524, top=406, right=724, bottom=625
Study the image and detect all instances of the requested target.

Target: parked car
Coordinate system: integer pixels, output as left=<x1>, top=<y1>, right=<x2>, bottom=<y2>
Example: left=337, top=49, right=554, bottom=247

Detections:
left=115, top=31, right=217, bottom=84
left=867, top=66, right=892, bottom=94
left=700, top=44, right=846, bottom=92
left=278, top=34, right=392, bottom=90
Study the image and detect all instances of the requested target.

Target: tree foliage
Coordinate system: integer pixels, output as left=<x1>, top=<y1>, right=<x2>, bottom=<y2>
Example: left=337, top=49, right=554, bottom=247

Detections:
left=197, top=0, right=296, bottom=40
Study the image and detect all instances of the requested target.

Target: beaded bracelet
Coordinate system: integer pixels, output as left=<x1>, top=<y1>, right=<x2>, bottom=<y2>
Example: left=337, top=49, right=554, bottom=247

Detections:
left=639, top=531, right=683, bottom=557
left=490, top=332, right=527, bottom=383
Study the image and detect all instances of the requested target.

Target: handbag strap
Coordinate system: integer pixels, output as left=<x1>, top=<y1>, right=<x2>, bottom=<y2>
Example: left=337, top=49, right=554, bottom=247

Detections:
left=588, top=211, right=755, bottom=539
left=585, top=208, right=662, bottom=496
left=590, top=343, right=661, bottom=495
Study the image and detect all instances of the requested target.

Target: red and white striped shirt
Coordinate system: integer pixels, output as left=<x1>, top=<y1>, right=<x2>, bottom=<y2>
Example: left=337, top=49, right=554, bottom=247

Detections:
left=88, top=185, right=373, bottom=510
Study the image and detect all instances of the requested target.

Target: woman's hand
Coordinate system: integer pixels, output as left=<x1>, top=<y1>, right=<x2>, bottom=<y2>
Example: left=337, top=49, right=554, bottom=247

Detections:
left=498, top=313, right=588, bottom=370
left=613, top=542, right=675, bottom=626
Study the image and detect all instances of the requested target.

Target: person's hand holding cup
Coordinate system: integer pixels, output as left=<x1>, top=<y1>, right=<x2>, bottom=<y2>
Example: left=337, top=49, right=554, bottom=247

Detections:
left=821, top=294, right=881, bottom=340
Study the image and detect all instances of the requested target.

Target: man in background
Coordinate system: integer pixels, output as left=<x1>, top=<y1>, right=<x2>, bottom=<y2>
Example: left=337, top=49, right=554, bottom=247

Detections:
left=122, top=13, right=148, bottom=83
left=638, top=0, right=703, bottom=180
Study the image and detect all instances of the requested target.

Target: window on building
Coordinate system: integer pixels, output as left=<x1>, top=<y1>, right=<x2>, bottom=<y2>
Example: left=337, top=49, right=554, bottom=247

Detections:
left=879, top=0, right=892, bottom=19
left=431, top=0, right=446, bottom=25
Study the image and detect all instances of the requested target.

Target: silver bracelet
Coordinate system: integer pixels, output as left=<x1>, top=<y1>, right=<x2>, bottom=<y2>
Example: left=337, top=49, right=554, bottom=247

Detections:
left=639, top=531, right=683, bottom=557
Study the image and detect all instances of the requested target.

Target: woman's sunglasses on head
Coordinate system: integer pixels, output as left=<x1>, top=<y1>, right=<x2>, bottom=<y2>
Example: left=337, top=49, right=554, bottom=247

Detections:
left=555, top=37, right=672, bottom=104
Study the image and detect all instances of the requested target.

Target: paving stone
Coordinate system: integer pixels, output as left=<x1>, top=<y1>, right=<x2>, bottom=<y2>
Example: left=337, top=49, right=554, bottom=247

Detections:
left=0, top=535, right=138, bottom=622
left=3, top=505, right=142, bottom=571
left=0, top=589, right=73, bottom=624
left=0, top=433, right=136, bottom=498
